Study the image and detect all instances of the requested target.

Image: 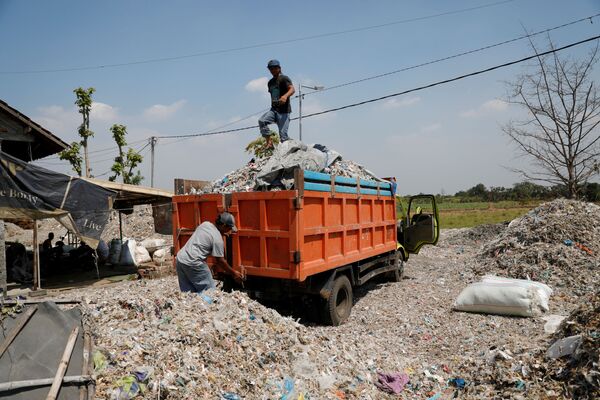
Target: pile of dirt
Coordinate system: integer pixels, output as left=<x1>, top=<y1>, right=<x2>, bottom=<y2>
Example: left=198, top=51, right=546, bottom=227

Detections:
left=474, top=199, right=600, bottom=296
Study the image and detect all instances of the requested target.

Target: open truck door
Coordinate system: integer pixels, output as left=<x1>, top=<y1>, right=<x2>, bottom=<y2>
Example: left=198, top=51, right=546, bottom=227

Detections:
left=401, top=195, right=439, bottom=254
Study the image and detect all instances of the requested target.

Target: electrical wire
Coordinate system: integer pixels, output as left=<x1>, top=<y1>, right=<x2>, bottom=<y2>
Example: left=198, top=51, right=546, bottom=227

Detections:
left=302, top=13, right=600, bottom=96
left=151, top=34, right=600, bottom=140
left=0, top=0, right=514, bottom=74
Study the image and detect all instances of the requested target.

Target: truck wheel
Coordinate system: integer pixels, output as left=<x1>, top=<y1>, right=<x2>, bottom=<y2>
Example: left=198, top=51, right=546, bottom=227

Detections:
left=387, top=251, right=405, bottom=282
left=322, top=275, right=353, bottom=326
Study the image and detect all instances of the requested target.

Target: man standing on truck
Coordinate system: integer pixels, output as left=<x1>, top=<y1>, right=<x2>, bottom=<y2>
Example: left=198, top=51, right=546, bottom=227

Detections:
left=175, top=212, right=243, bottom=293
left=258, top=59, right=295, bottom=146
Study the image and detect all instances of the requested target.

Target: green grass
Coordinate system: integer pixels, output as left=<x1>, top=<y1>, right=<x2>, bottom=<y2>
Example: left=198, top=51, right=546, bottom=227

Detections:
left=439, top=207, right=534, bottom=228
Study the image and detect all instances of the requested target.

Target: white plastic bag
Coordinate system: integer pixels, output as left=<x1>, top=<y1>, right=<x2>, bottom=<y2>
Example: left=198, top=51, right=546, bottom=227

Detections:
left=481, top=275, right=552, bottom=311
left=140, top=238, right=167, bottom=253
left=135, top=245, right=152, bottom=265
left=453, top=281, right=544, bottom=317
left=152, top=248, right=168, bottom=265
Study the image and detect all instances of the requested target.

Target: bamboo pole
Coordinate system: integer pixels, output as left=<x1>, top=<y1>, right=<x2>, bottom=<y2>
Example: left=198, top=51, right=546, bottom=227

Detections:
left=46, top=326, right=79, bottom=400
left=79, top=330, right=91, bottom=400
left=0, top=305, right=37, bottom=358
left=0, top=375, right=92, bottom=392
left=33, top=220, right=39, bottom=290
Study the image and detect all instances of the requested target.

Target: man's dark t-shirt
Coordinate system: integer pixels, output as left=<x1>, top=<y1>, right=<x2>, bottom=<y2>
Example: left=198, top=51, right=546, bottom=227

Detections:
left=268, top=74, right=293, bottom=113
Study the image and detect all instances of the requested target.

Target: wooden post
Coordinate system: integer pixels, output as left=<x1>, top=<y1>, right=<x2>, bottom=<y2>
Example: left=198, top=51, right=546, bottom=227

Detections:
left=0, top=220, right=6, bottom=298
left=118, top=212, right=123, bottom=242
left=46, top=326, right=79, bottom=400
left=33, top=220, right=40, bottom=290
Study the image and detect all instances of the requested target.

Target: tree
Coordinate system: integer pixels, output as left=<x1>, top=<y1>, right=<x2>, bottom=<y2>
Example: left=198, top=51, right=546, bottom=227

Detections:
left=109, top=124, right=144, bottom=185
left=73, top=87, right=95, bottom=177
left=245, top=131, right=280, bottom=158
left=466, top=183, right=488, bottom=199
left=504, top=40, right=600, bottom=198
left=58, top=141, right=83, bottom=176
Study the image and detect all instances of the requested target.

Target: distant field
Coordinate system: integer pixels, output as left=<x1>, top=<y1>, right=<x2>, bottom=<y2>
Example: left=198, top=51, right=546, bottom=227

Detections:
left=437, top=201, right=540, bottom=229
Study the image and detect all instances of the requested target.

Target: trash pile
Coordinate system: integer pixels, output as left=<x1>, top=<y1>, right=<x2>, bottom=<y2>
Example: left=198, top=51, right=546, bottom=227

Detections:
left=450, top=289, right=599, bottom=399
left=474, top=199, right=600, bottom=296
left=539, top=289, right=600, bottom=398
left=73, top=278, right=411, bottom=399
left=199, top=140, right=380, bottom=194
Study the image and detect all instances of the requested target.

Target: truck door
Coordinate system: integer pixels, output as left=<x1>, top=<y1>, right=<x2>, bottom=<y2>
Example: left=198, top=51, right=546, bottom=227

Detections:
left=403, top=195, right=439, bottom=254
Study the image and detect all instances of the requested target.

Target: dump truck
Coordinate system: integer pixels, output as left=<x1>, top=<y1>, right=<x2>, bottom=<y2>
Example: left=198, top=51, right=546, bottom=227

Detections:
left=172, top=169, right=439, bottom=325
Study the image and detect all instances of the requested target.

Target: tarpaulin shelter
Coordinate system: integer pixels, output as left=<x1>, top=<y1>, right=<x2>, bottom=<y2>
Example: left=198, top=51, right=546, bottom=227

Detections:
left=0, top=151, right=116, bottom=289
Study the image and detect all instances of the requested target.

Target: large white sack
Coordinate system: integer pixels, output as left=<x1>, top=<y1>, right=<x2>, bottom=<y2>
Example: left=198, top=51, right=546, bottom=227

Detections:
left=119, top=239, right=137, bottom=266
left=152, top=248, right=168, bottom=265
left=135, top=245, right=152, bottom=265
left=453, top=282, right=545, bottom=317
left=481, top=275, right=552, bottom=311
left=141, top=238, right=167, bottom=253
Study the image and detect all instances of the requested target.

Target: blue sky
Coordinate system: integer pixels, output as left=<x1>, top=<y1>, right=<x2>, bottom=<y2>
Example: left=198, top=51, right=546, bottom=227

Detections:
left=1, top=0, right=599, bottom=194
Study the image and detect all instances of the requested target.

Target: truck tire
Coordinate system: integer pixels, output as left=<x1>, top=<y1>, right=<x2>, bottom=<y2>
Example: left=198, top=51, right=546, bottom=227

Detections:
left=386, top=251, right=405, bottom=282
left=322, top=274, right=353, bottom=326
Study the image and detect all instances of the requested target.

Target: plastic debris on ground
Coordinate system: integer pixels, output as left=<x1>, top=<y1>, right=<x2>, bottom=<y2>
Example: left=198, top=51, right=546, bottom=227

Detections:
left=39, top=198, right=599, bottom=399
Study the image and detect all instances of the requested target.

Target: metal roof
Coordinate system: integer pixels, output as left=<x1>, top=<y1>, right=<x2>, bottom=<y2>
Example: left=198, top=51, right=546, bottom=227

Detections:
left=0, top=99, right=69, bottom=161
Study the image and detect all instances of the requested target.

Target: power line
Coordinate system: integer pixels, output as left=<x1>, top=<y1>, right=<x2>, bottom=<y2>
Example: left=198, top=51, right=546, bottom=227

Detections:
left=41, top=138, right=148, bottom=161
left=0, top=0, right=514, bottom=74
left=303, top=13, right=600, bottom=96
left=301, top=35, right=600, bottom=118
left=152, top=34, right=600, bottom=140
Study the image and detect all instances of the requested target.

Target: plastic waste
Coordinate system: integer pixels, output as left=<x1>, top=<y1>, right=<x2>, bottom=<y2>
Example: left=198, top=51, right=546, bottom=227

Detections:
left=112, top=376, right=141, bottom=400
left=222, top=393, right=241, bottom=400
left=279, top=377, right=294, bottom=400
left=135, top=245, right=152, bottom=265
left=93, top=350, right=108, bottom=372
left=449, top=377, right=466, bottom=389
left=546, top=335, right=583, bottom=359
left=375, top=371, right=410, bottom=394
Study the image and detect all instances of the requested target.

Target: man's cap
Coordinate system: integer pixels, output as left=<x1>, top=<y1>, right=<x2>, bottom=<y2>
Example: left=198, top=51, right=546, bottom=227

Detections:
left=217, top=212, right=238, bottom=232
left=267, top=59, right=281, bottom=68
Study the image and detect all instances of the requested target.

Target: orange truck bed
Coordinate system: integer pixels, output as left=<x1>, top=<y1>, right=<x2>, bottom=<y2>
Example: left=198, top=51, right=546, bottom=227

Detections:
left=172, top=169, right=397, bottom=282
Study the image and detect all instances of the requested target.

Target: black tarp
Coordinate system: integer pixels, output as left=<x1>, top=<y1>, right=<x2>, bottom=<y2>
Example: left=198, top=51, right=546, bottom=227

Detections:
left=0, top=151, right=116, bottom=247
left=0, top=302, right=86, bottom=400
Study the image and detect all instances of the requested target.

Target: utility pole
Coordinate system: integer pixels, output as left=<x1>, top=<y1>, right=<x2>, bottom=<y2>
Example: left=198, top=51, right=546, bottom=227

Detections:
left=150, top=136, right=157, bottom=188
left=298, top=84, right=324, bottom=142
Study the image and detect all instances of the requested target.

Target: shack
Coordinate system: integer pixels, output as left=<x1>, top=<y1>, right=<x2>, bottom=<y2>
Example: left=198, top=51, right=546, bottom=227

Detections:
left=0, top=99, right=69, bottom=296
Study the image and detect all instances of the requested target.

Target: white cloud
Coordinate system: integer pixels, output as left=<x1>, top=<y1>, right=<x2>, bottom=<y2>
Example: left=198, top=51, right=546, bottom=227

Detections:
left=142, top=99, right=186, bottom=121
left=382, top=96, right=421, bottom=109
left=91, top=102, right=119, bottom=121
left=34, top=105, right=79, bottom=137
left=245, top=77, right=269, bottom=93
left=421, top=123, right=441, bottom=133
left=460, top=98, right=508, bottom=118
left=482, top=99, right=508, bottom=112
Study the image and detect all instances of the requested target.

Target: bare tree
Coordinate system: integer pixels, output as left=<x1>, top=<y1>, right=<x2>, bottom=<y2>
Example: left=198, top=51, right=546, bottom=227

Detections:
left=504, top=40, right=600, bottom=198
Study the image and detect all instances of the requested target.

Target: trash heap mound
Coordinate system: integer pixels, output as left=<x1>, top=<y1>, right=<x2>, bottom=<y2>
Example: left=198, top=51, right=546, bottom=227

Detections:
left=80, top=278, right=386, bottom=399
left=200, top=139, right=380, bottom=193
left=474, top=199, right=600, bottom=294
left=537, top=289, right=600, bottom=399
